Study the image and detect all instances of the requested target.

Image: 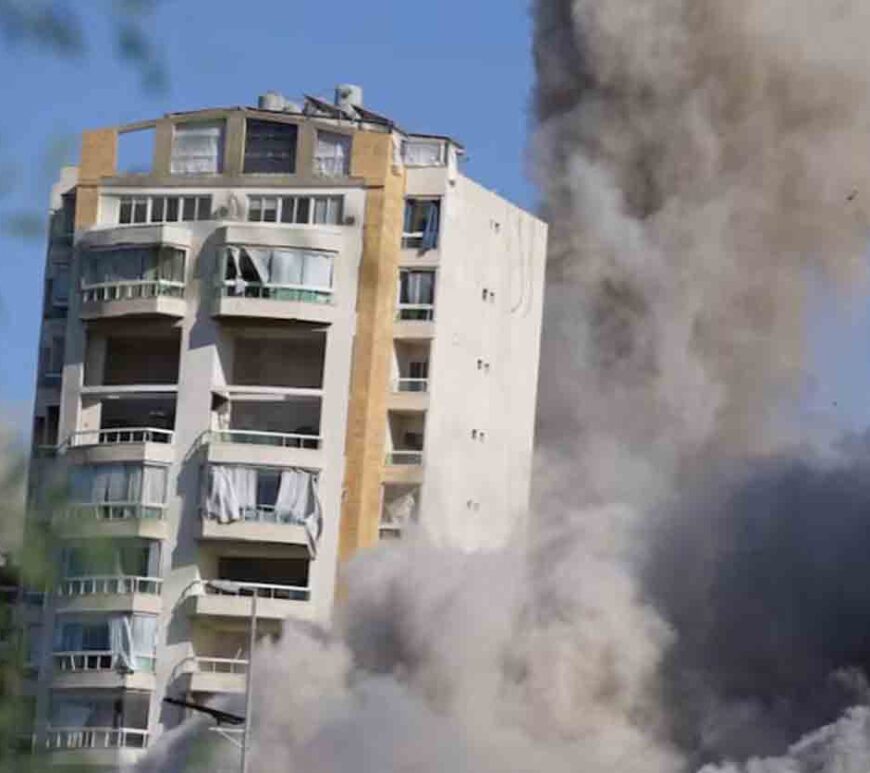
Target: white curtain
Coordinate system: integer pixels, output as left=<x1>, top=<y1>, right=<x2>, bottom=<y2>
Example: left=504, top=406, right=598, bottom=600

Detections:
left=109, top=614, right=157, bottom=673
left=402, top=271, right=435, bottom=304
left=206, top=466, right=257, bottom=523
left=275, top=469, right=322, bottom=556
left=50, top=700, right=95, bottom=729
left=170, top=122, right=223, bottom=174
left=243, top=247, right=271, bottom=285
left=302, top=251, right=333, bottom=289
left=142, top=466, right=167, bottom=505
left=314, top=132, right=351, bottom=176
left=403, top=140, right=443, bottom=167
left=269, top=249, right=304, bottom=285
left=384, top=491, right=417, bottom=526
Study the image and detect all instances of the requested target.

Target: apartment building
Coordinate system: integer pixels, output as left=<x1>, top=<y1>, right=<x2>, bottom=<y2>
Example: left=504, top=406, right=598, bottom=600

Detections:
left=23, top=85, right=547, bottom=767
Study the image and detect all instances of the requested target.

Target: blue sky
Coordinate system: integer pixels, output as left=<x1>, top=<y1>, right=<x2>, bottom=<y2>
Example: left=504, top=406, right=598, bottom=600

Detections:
left=0, top=0, right=867, bottom=442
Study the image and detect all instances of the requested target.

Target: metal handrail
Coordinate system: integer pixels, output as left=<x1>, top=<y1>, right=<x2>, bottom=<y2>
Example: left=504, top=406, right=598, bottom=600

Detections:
left=393, top=377, right=428, bottom=393
left=202, top=505, right=305, bottom=526
left=207, top=428, right=321, bottom=450
left=385, top=450, right=424, bottom=466
left=218, top=280, right=332, bottom=304
left=62, top=503, right=166, bottom=522
left=81, top=279, right=184, bottom=303
left=186, top=579, right=310, bottom=602
left=57, top=575, right=162, bottom=596
left=67, top=427, right=174, bottom=447
left=45, top=727, right=149, bottom=750
left=186, top=656, right=249, bottom=674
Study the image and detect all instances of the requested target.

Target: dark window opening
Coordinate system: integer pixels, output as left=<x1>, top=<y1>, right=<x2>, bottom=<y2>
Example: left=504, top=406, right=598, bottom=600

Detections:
left=244, top=120, right=298, bottom=174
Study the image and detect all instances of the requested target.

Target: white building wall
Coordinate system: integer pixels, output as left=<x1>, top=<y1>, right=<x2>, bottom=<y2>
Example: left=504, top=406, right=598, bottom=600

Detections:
left=404, top=168, right=548, bottom=550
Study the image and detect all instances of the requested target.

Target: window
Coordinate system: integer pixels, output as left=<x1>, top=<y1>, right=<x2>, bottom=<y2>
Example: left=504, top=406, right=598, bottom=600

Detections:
left=402, top=139, right=446, bottom=167
left=247, top=195, right=343, bottom=225
left=170, top=122, right=224, bottom=174
left=407, top=361, right=429, bottom=392
left=69, top=464, right=167, bottom=505
left=46, top=336, right=64, bottom=375
left=397, top=269, right=436, bottom=320
left=313, top=131, right=352, bottom=177
left=118, top=194, right=212, bottom=225
left=244, top=119, right=298, bottom=174
left=51, top=266, right=70, bottom=306
left=82, top=246, right=185, bottom=287
left=222, top=246, right=334, bottom=302
left=403, top=198, right=440, bottom=250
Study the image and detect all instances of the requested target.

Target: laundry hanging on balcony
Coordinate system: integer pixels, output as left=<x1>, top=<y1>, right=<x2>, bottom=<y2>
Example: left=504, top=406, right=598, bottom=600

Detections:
left=53, top=614, right=157, bottom=673
left=274, top=468, right=323, bottom=557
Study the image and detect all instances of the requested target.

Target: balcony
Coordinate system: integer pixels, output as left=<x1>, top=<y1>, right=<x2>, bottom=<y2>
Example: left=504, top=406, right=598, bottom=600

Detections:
left=51, top=649, right=156, bottom=691
left=54, top=503, right=168, bottom=541
left=388, top=377, right=429, bottom=411
left=66, top=393, right=176, bottom=465
left=207, top=389, right=322, bottom=468
left=45, top=726, right=149, bottom=767
left=55, top=575, right=162, bottom=615
left=78, top=244, right=187, bottom=320
left=200, top=507, right=310, bottom=547
left=181, top=579, right=314, bottom=623
left=173, top=656, right=248, bottom=695
left=213, top=243, right=338, bottom=323
left=384, top=411, right=425, bottom=483
left=380, top=484, right=420, bottom=540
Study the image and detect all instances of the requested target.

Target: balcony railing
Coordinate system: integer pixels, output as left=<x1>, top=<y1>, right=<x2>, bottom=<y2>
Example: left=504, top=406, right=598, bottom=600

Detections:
left=53, top=650, right=157, bottom=673
left=393, top=378, right=428, bottom=393
left=81, top=280, right=185, bottom=303
left=67, top=428, right=174, bottom=447
left=57, top=576, right=162, bottom=597
left=385, top=450, right=424, bottom=466
left=46, top=727, right=149, bottom=751
left=396, top=304, right=434, bottom=321
left=186, top=579, right=310, bottom=603
left=207, top=429, right=321, bottom=450
left=217, top=281, right=332, bottom=305
left=203, top=504, right=305, bottom=526
left=185, top=656, right=249, bottom=675
left=62, top=503, right=166, bottom=522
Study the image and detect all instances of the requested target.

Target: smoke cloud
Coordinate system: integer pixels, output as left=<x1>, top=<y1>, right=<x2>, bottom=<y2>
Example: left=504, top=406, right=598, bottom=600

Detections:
left=139, top=2, right=870, bottom=771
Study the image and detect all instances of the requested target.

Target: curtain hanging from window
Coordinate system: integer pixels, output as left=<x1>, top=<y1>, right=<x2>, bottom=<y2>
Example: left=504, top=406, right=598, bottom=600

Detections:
left=206, top=466, right=257, bottom=523
left=314, top=132, right=351, bottom=176
left=170, top=122, right=223, bottom=174
left=403, top=141, right=444, bottom=167
left=402, top=271, right=435, bottom=305
left=422, top=201, right=440, bottom=250
left=223, top=247, right=334, bottom=291
left=109, top=614, right=157, bottom=672
left=275, top=468, right=322, bottom=556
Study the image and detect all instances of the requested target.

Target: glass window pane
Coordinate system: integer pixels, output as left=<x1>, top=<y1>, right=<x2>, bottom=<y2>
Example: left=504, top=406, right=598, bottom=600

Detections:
left=119, top=198, right=132, bottom=224
left=166, top=197, right=179, bottom=222
left=133, top=199, right=148, bottom=223
left=243, top=120, right=298, bottom=174
left=196, top=196, right=211, bottom=221
left=150, top=197, right=165, bottom=223
left=280, top=197, right=296, bottom=223
left=296, top=197, right=310, bottom=224
left=170, top=121, right=224, bottom=174
left=182, top=197, right=197, bottom=221
left=248, top=197, right=262, bottom=222
left=262, top=198, right=278, bottom=223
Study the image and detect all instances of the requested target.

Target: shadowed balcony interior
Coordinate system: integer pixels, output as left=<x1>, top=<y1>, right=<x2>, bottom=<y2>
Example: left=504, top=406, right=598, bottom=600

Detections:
left=228, top=326, right=325, bottom=389
left=211, top=394, right=321, bottom=446
left=48, top=690, right=150, bottom=745
left=392, top=340, right=430, bottom=391
left=85, top=327, right=181, bottom=386
left=380, top=483, right=420, bottom=537
left=385, top=411, right=426, bottom=463
left=216, top=556, right=309, bottom=590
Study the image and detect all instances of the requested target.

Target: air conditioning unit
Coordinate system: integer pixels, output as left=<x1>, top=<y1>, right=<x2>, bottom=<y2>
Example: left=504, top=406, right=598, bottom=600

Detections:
left=343, top=214, right=357, bottom=226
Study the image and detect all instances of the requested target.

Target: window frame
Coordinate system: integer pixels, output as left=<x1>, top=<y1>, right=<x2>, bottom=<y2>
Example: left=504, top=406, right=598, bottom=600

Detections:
left=117, top=194, right=213, bottom=225
left=243, top=119, right=299, bottom=175
left=246, top=195, right=344, bottom=225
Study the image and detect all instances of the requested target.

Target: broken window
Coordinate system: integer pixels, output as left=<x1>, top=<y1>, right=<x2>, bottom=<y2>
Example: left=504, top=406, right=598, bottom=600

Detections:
left=402, top=198, right=440, bottom=250
left=244, top=119, right=298, bottom=174
left=170, top=122, right=224, bottom=175
left=313, top=131, right=352, bottom=177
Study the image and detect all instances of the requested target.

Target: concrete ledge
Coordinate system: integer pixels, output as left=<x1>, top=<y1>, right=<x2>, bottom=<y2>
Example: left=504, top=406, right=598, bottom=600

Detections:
left=212, top=294, right=338, bottom=324
left=200, top=518, right=309, bottom=546
left=54, top=593, right=163, bottom=615
left=65, top=442, right=175, bottom=466
left=80, top=296, right=186, bottom=320
left=205, top=441, right=323, bottom=470
left=381, top=464, right=424, bottom=485
left=53, top=517, right=169, bottom=542
left=386, top=391, right=429, bottom=412
left=78, top=223, right=193, bottom=250
left=51, top=670, right=155, bottom=692
left=393, top=320, right=435, bottom=339
left=48, top=748, right=148, bottom=768
left=182, top=593, right=316, bottom=623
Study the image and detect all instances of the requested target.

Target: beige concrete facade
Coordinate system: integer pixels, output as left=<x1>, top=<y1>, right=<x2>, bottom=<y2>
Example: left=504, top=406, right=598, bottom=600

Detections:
left=24, top=89, right=548, bottom=768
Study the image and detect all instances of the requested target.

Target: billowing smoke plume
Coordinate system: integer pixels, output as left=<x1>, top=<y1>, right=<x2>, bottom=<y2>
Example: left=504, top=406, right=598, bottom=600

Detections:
left=140, top=2, right=870, bottom=771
